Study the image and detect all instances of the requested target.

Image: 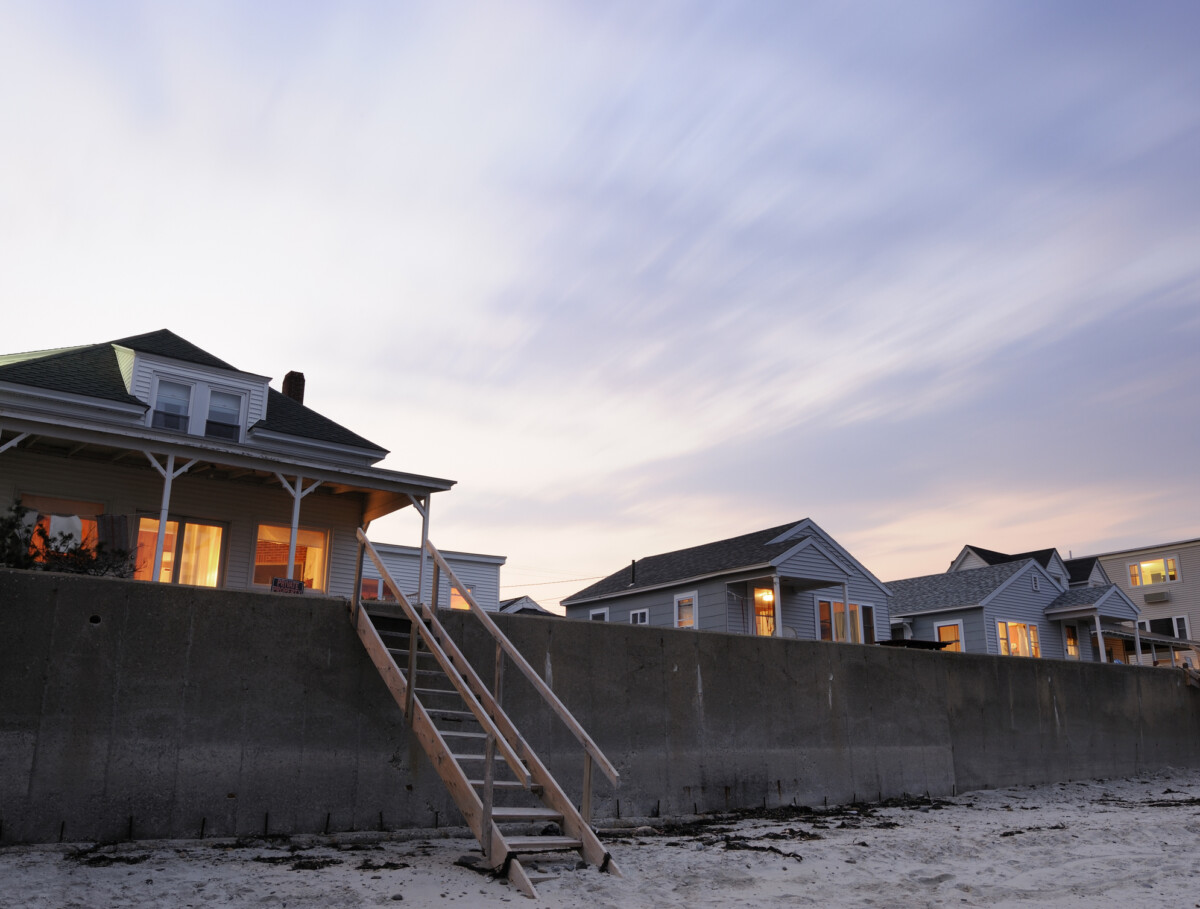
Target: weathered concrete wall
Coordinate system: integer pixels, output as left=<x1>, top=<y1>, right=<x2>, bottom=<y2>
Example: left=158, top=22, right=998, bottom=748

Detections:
left=3, top=569, right=1200, bottom=843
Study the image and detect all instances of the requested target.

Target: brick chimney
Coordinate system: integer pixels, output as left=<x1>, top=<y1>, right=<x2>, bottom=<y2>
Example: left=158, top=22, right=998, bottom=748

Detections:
left=282, top=371, right=306, bottom=405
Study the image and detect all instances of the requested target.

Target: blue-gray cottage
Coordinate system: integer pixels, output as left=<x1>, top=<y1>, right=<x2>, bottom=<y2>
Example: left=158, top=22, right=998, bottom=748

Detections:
left=561, top=518, right=892, bottom=644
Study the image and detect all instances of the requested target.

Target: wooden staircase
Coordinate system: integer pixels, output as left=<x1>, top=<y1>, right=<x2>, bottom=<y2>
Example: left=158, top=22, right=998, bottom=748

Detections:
left=351, top=530, right=621, bottom=899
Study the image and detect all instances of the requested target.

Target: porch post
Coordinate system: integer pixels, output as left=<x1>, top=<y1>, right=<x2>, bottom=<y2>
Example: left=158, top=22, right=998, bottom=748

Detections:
left=772, top=574, right=782, bottom=638
left=1133, top=623, right=1143, bottom=667
left=1170, top=646, right=1178, bottom=668
left=144, top=452, right=197, bottom=583
left=276, top=474, right=321, bottom=582
left=1093, top=614, right=1107, bottom=663
left=842, top=581, right=852, bottom=643
left=1150, top=641, right=1158, bottom=665
left=406, top=493, right=430, bottom=604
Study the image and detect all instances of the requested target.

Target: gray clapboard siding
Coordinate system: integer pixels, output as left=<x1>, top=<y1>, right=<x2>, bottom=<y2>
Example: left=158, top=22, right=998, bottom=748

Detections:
left=775, top=544, right=850, bottom=586
left=982, top=566, right=1064, bottom=659
left=906, top=608, right=987, bottom=654
left=362, top=545, right=504, bottom=612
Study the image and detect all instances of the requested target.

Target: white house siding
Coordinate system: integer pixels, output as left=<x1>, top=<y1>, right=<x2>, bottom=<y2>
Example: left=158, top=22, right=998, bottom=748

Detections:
left=982, top=568, right=1065, bottom=660
left=129, top=355, right=270, bottom=429
left=956, top=552, right=990, bottom=571
left=1, top=449, right=368, bottom=596
left=362, top=546, right=504, bottom=612
left=1099, top=540, right=1200, bottom=645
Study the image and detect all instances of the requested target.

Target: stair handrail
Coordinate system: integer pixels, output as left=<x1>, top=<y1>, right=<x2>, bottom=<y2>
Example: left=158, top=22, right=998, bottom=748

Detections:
left=356, top=531, right=530, bottom=788
left=425, top=540, right=621, bottom=789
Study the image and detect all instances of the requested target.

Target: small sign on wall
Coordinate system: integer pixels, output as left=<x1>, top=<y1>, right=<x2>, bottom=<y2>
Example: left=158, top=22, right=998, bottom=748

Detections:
left=271, top=577, right=305, bottom=595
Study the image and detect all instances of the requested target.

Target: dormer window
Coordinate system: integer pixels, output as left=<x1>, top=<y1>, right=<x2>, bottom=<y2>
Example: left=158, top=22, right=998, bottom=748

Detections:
left=206, top=390, right=243, bottom=441
left=152, top=381, right=192, bottom=432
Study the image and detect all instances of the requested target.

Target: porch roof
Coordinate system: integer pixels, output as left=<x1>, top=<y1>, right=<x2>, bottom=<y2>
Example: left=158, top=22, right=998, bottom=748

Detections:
left=0, top=415, right=454, bottom=523
left=1043, top=585, right=1139, bottom=622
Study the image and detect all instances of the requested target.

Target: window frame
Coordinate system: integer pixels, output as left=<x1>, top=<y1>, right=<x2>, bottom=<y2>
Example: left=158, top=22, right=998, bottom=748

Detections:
left=935, top=620, right=964, bottom=653
left=150, top=377, right=194, bottom=433
left=134, top=515, right=227, bottom=587
left=204, top=386, right=246, bottom=442
left=1127, top=555, right=1181, bottom=587
left=1139, top=615, right=1191, bottom=639
left=251, top=523, right=330, bottom=593
left=1064, top=623, right=1080, bottom=659
left=674, top=591, right=698, bottom=630
left=996, top=619, right=1041, bottom=658
left=816, top=599, right=869, bottom=643
left=629, top=608, right=649, bottom=625
left=589, top=607, right=609, bottom=622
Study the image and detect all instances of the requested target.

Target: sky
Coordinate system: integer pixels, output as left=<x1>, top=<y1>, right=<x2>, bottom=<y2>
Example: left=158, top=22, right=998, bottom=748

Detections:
left=1, top=1, right=1198, bottom=609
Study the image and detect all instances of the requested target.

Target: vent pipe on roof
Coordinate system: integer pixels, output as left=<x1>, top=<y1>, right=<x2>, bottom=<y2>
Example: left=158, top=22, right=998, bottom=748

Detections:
left=282, top=371, right=306, bottom=405
left=630, top=559, right=636, bottom=586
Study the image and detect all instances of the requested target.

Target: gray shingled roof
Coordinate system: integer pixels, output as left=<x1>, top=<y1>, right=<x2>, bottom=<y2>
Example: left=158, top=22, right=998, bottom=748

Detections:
left=1045, top=585, right=1117, bottom=611
left=1064, top=556, right=1100, bottom=585
left=888, top=561, right=1028, bottom=616
left=563, top=520, right=810, bottom=604
left=252, top=388, right=383, bottom=452
left=0, top=330, right=384, bottom=453
left=114, top=330, right=238, bottom=370
left=0, top=342, right=144, bottom=406
left=965, top=545, right=1059, bottom=569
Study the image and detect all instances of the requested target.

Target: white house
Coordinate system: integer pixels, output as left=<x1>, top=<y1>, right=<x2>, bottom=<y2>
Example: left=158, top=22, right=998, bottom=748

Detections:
left=0, top=330, right=454, bottom=596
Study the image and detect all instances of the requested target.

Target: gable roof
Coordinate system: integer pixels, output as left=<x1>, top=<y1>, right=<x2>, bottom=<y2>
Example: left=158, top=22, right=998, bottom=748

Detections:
left=1064, top=556, right=1102, bottom=586
left=563, top=520, right=807, bottom=605
left=0, top=330, right=384, bottom=453
left=962, top=545, right=1060, bottom=570
left=888, top=561, right=1028, bottom=617
left=1044, top=584, right=1139, bottom=621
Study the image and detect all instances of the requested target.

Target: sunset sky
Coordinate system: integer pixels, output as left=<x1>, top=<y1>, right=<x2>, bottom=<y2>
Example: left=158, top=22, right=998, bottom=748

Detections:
left=2, top=2, right=1197, bottom=608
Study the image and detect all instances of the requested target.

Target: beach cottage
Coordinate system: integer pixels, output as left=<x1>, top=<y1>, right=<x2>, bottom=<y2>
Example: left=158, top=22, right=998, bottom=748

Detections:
left=0, top=330, right=453, bottom=596
left=561, top=518, right=892, bottom=643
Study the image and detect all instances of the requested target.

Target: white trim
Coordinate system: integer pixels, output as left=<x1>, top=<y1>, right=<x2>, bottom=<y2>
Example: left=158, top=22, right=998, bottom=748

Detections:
left=1125, top=553, right=1183, bottom=588
left=674, top=590, right=698, bottom=630
left=815, top=597, right=871, bottom=643
left=995, top=617, right=1042, bottom=658
left=588, top=607, right=609, bottom=622
left=934, top=619, right=965, bottom=653
left=629, top=608, right=649, bottom=626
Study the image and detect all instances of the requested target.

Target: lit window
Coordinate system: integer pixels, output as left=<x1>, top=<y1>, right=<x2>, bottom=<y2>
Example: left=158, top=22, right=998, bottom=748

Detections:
left=936, top=622, right=962, bottom=653
left=1129, top=557, right=1179, bottom=587
left=21, top=495, right=102, bottom=559
left=253, top=524, right=328, bottom=592
left=152, top=380, right=192, bottom=432
left=1064, top=625, right=1079, bottom=659
left=630, top=609, right=648, bottom=625
left=450, top=586, right=473, bottom=611
left=675, top=592, right=697, bottom=629
left=753, top=586, right=776, bottom=637
left=360, top=578, right=381, bottom=600
left=997, top=621, right=1041, bottom=657
left=205, top=390, right=243, bottom=441
left=817, top=600, right=863, bottom=643
left=134, top=517, right=224, bottom=586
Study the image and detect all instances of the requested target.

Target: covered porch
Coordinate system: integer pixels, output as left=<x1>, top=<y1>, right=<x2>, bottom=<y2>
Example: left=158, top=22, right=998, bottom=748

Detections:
left=0, top=419, right=453, bottom=597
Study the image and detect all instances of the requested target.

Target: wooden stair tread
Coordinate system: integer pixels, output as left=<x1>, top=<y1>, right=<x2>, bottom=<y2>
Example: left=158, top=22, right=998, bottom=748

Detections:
left=502, top=836, right=583, bottom=853
left=439, top=730, right=487, bottom=739
left=490, top=807, right=562, bottom=821
left=426, top=709, right=477, bottom=721
left=469, top=779, right=541, bottom=791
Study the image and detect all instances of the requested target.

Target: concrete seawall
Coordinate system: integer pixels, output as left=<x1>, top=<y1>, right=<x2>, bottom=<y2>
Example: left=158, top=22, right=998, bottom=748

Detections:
left=3, top=569, right=1199, bottom=843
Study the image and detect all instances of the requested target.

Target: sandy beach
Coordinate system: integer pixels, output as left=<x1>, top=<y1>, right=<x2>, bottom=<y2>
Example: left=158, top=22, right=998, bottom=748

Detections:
left=4, top=768, right=1200, bottom=908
